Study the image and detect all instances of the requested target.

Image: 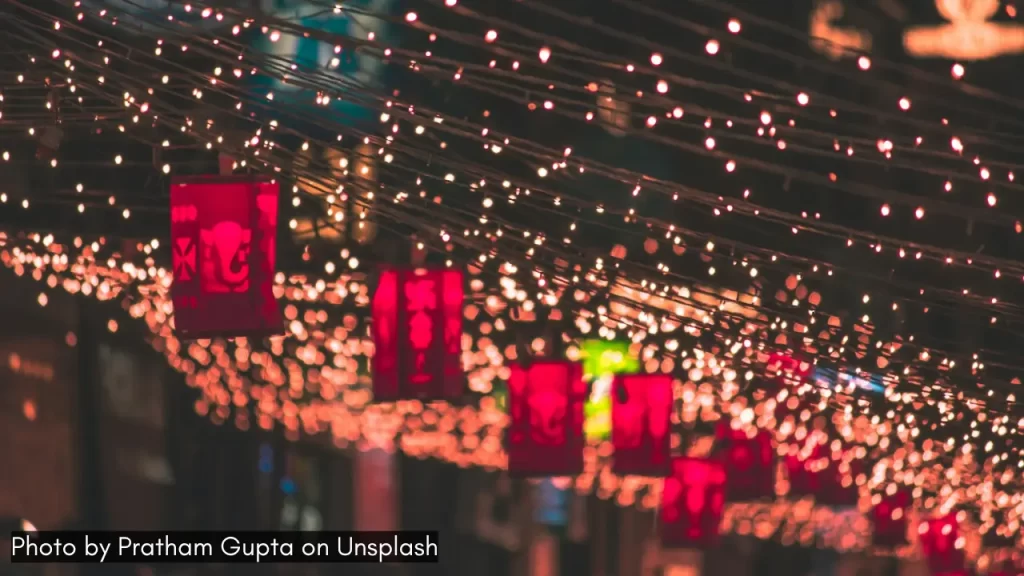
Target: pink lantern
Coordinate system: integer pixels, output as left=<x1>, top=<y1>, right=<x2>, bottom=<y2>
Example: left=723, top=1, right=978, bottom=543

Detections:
left=767, top=351, right=813, bottom=380
left=819, top=454, right=863, bottom=507
left=715, top=423, right=774, bottom=501
left=506, top=361, right=586, bottom=477
left=611, top=374, right=673, bottom=476
left=660, top=457, right=726, bottom=548
left=871, top=490, right=911, bottom=548
left=169, top=176, right=282, bottom=339
left=785, top=439, right=861, bottom=506
left=371, top=267, right=464, bottom=401
left=785, top=440, right=825, bottom=498
left=919, top=515, right=966, bottom=575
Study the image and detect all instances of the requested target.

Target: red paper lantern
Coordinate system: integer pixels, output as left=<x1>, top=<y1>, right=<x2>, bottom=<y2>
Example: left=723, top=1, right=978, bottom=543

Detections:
left=169, top=176, right=282, bottom=339
left=506, top=361, right=585, bottom=477
left=871, top=490, right=911, bottom=548
left=371, top=267, right=464, bottom=402
left=785, top=438, right=861, bottom=506
left=919, top=515, right=966, bottom=575
left=820, top=455, right=863, bottom=507
left=785, top=439, right=826, bottom=498
left=660, top=457, right=726, bottom=548
left=767, top=352, right=813, bottom=380
left=715, top=423, right=775, bottom=501
left=611, top=374, right=673, bottom=476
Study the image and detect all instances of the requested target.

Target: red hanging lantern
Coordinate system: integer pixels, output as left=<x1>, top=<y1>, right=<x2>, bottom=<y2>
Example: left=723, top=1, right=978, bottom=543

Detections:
left=660, top=457, right=726, bottom=549
left=761, top=352, right=813, bottom=395
left=506, top=361, right=585, bottom=477
left=871, top=490, right=911, bottom=548
left=819, top=455, right=863, bottom=507
left=371, top=267, right=464, bottom=402
left=784, top=437, right=861, bottom=506
left=784, top=438, right=826, bottom=498
left=169, top=176, right=282, bottom=339
left=767, top=352, right=813, bottom=380
left=919, top=515, right=966, bottom=576
left=715, top=423, right=775, bottom=501
left=611, top=374, right=673, bottom=476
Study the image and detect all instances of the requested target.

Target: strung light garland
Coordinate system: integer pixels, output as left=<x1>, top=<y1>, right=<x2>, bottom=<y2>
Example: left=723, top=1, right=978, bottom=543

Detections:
left=18, top=0, right=1024, bottom=461
left=6, top=0, right=1015, bottom=448
left=1, top=232, right=1020, bottom=560
left=46, top=0, right=1024, bottom=405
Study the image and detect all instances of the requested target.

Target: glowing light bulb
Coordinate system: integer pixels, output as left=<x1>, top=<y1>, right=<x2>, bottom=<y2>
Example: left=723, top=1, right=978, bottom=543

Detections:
left=705, top=39, right=720, bottom=55
left=727, top=19, right=741, bottom=34
left=797, top=93, right=809, bottom=106
left=915, top=207, right=925, bottom=220
left=881, top=204, right=891, bottom=216
left=858, top=56, right=871, bottom=70
left=538, top=47, right=551, bottom=63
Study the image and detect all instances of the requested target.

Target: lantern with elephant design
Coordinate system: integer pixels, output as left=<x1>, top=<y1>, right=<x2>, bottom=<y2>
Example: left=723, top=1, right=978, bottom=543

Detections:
left=611, top=373, right=672, bottom=476
left=506, top=361, right=586, bottom=477
left=169, top=175, right=282, bottom=339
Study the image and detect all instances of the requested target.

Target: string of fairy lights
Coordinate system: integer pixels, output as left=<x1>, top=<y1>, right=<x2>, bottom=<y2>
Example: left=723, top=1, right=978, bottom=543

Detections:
left=37, top=0, right=1024, bottom=381
left=0, top=0, right=1019, bottom=561
left=19, top=0, right=1024, bottom=434
left=32, top=0, right=1024, bottom=473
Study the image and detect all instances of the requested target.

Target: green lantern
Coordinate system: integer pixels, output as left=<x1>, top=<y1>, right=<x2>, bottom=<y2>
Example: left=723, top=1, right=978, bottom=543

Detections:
left=580, top=340, right=639, bottom=441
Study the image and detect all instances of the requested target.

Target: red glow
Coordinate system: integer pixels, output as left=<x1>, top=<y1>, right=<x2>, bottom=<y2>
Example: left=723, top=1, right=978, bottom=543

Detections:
left=785, top=439, right=861, bottom=506
left=919, top=515, right=966, bottom=575
left=506, top=361, right=585, bottom=477
left=660, top=457, right=726, bottom=548
left=169, top=176, right=282, bottom=339
left=871, top=490, right=911, bottom=548
left=371, top=267, right=464, bottom=401
left=716, top=423, right=775, bottom=501
left=611, top=374, right=672, bottom=476
left=767, top=351, right=813, bottom=379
